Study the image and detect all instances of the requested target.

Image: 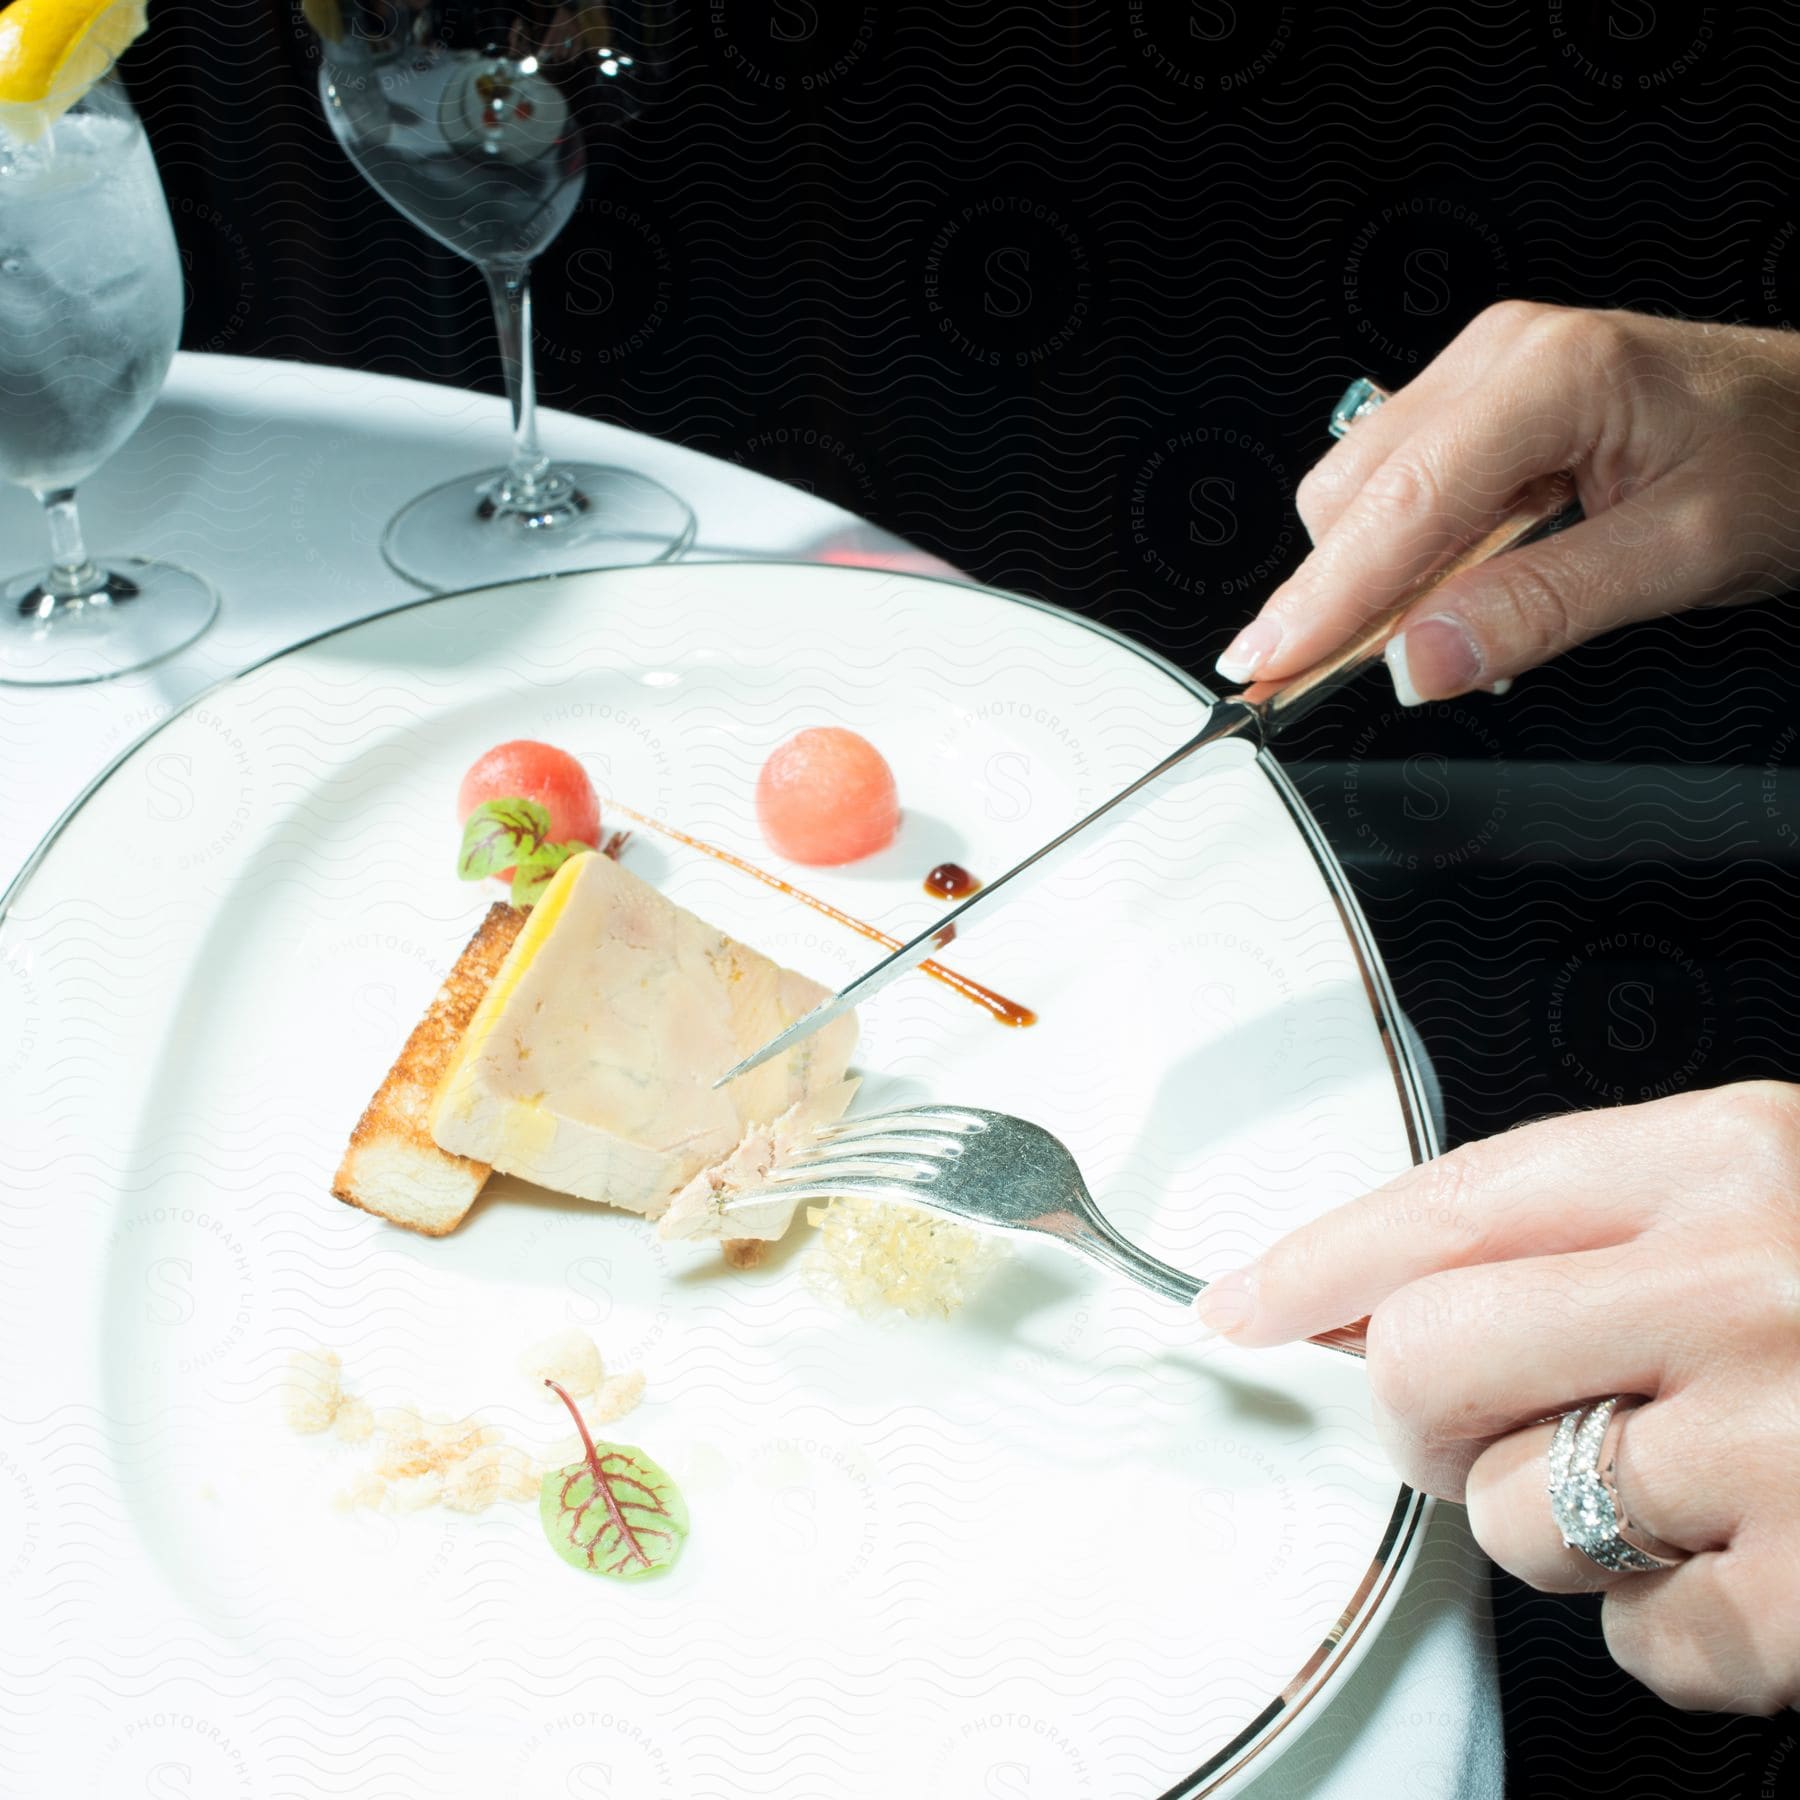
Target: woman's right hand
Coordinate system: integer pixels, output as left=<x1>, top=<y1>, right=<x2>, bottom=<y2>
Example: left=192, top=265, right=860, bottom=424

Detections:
left=1215, top=303, right=1800, bottom=703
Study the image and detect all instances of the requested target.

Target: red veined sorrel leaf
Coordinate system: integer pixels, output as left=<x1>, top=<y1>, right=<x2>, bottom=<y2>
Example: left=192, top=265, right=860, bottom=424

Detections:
left=457, top=796, right=551, bottom=883
left=538, top=1379, right=688, bottom=1580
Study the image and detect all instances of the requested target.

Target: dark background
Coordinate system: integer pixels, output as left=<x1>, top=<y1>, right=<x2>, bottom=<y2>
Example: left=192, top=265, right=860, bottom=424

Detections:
left=126, top=2, right=1800, bottom=1794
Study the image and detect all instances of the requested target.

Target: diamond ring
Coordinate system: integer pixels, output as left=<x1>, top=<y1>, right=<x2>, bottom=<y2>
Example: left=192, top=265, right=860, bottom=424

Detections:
left=1329, top=376, right=1389, bottom=439
left=1547, top=1396, right=1691, bottom=1574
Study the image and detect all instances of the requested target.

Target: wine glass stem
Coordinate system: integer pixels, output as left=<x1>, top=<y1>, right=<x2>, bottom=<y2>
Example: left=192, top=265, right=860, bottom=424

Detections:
left=38, top=488, right=104, bottom=601
left=484, top=262, right=551, bottom=502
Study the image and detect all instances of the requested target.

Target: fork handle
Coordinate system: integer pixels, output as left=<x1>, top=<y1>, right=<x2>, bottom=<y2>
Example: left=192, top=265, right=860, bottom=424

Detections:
left=1064, top=1218, right=1367, bottom=1360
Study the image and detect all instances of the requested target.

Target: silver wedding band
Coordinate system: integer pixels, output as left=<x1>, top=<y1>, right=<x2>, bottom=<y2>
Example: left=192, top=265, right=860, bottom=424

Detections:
left=1547, top=1396, right=1690, bottom=1574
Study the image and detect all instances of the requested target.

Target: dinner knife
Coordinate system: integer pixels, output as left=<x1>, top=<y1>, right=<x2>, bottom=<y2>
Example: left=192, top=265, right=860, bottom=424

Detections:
left=715, top=410, right=1577, bottom=1089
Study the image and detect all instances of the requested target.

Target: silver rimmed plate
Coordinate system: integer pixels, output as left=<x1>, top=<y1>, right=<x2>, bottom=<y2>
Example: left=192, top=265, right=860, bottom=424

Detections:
left=0, top=563, right=1429, bottom=1798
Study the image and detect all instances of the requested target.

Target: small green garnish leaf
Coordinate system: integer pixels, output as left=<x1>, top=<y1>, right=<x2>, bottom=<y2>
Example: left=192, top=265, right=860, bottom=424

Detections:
left=458, top=796, right=553, bottom=882
left=509, top=841, right=586, bottom=908
left=459, top=796, right=593, bottom=905
left=538, top=1379, right=688, bottom=1580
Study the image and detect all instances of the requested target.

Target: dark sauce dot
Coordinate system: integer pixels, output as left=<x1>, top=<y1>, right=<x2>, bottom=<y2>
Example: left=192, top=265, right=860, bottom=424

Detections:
left=924, top=861, right=980, bottom=900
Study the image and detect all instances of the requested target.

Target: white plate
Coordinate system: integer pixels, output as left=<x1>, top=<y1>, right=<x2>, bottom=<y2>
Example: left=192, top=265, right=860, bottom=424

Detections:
left=0, top=563, right=1431, bottom=1799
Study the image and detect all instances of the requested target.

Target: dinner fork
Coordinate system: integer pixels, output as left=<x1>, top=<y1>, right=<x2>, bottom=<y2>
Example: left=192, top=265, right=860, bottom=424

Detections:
left=720, top=1104, right=1367, bottom=1359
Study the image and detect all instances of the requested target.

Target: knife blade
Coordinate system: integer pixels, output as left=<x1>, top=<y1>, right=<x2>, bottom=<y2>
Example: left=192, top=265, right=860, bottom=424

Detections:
left=714, top=452, right=1575, bottom=1091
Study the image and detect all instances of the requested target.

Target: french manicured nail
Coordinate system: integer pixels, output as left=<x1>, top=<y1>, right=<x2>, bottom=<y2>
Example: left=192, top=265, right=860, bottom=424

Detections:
left=1192, top=1267, right=1258, bottom=1339
left=1215, top=617, right=1283, bottom=684
left=1384, top=614, right=1483, bottom=707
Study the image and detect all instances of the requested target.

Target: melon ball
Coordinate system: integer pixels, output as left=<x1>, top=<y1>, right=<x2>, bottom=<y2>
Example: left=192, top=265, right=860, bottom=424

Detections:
left=756, top=728, right=900, bottom=865
left=457, top=739, right=600, bottom=881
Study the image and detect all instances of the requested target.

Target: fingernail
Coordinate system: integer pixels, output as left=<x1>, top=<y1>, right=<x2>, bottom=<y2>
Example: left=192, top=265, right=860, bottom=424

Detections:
left=1192, top=1267, right=1258, bottom=1339
left=1215, top=617, right=1283, bottom=684
left=1384, top=614, right=1484, bottom=707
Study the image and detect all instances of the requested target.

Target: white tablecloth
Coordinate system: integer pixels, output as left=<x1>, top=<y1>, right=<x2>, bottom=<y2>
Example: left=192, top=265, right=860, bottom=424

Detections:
left=0, top=353, right=1502, bottom=1799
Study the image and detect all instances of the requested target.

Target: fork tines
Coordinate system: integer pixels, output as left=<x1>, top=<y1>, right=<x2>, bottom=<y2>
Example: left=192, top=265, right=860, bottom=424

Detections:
left=814, top=1105, right=986, bottom=1140
left=760, top=1105, right=984, bottom=1188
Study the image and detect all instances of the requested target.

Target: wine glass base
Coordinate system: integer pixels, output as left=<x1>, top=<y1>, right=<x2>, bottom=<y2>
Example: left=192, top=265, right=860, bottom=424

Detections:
left=0, top=558, right=220, bottom=687
left=381, top=463, right=696, bottom=591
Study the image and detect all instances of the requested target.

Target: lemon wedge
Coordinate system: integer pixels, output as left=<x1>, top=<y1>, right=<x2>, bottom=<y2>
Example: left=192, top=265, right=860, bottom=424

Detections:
left=0, top=0, right=147, bottom=131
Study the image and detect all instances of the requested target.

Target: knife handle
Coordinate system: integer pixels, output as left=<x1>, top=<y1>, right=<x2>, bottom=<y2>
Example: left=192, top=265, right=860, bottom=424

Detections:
left=1309, top=1319, right=1368, bottom=1359
left=1237, top=378, right=1580, bottom=734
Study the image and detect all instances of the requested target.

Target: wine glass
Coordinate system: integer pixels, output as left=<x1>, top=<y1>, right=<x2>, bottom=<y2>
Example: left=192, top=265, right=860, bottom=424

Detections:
left=308, top=0, right=694, bottom=590
left=0, top=75, right=219, bottom=686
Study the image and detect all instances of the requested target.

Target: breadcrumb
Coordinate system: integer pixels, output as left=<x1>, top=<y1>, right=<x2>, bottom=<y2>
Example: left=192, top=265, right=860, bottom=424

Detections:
left=332, top=1395, right=375, bottom=1445
left=443, top=1443, right=538, bottom=1513
left=387, top=1471, right=443, bottom=1514
left=282, top=1347, right=344, bottom=1434
left=722, top=1238, right=766, bottom=1270
left=518, top=1327, right=604, bottom=1399
left=375, top=1413, right=497, bottom=1482
left=298, top=1335, right=649, bottom=1523
left=589, top=1369, right=645, bottom=1425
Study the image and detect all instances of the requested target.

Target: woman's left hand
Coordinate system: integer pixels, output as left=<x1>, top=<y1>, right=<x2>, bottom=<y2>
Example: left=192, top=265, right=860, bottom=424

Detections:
left=1192, top=1081, right=1800, bottom=1715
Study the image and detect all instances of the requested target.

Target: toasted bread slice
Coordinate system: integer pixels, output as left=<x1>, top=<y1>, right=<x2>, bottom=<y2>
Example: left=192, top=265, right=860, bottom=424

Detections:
left=332, top=903, right=525, bottom=1236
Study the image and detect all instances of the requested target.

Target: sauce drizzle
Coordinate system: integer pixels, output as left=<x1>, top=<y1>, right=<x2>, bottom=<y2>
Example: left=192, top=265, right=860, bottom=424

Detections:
left=924, top=861, right=980, bottom=900
left=610, top=804, right=1036, bottom=1029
